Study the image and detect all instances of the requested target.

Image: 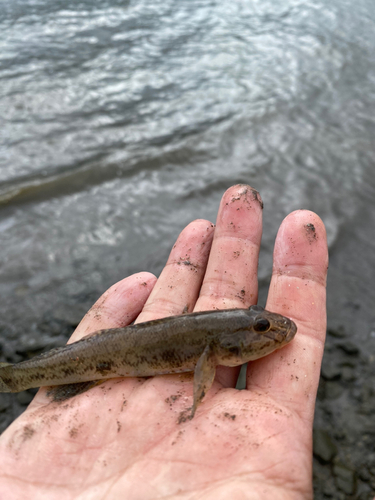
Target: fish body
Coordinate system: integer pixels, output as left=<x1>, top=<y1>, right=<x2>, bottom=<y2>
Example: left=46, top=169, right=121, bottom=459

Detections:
left=0, top=305, right=296, bottom=417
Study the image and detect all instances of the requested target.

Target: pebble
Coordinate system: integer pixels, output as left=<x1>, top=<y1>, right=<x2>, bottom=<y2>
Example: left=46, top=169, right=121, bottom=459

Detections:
left=356, top=492, right=375, bottom=500
left=341, top=365, right=356, bottom=382
left=327, top=327, right=347, bottom=338
left=313, top=428, right=338, bottom=463
left=337, top=340, right=360, bottom=355
left=0, top=393, right=10, bottom=413
left=321, top=362, right=342, bottom=381
left=333, top=461, right=357, bottom=495
left=16, top=390, right=35, bottom=406
left=324, top=380, right=344, bottom=399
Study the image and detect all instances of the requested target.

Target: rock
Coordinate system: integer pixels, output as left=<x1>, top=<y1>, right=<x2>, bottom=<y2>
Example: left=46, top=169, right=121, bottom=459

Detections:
left=322, top=481, right=335, bottom=497
left=341, top=365, right=356, bottom=382
left=0, top=412, right=13, bottom=434
left=337, top=340, right=360, bottom=355
left=321, top=361, right=342, bottom=380
left=367, top=453, right=375, bottom=467
left=333, top=428, right=346, bottom=441
left=327, top=327, right=347, bottom=338
left=0, top=394, right=10, bottom=413
left=359, top=468, right=371, bottom=481
left=333, top=461, right=357, bottom=494
left=313, top=429, right=338, bottom=463
left=16, top=390, right=35, bottom=406
left=324, top=380, right=344, bottom=399
left=316, top=379, right=325, bottom=401
left=356, top=492, right=375, bottom=500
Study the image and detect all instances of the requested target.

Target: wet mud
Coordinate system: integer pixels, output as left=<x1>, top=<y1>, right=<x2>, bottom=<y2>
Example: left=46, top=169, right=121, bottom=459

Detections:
left=312, top=329, right=375, bottom=499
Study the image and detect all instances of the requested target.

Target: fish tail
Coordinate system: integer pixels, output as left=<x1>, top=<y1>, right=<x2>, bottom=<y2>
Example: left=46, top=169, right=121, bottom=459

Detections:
left=0, top=362, right=13, bottom=392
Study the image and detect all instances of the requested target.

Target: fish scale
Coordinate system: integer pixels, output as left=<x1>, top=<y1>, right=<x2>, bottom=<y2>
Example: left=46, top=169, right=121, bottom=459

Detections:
left=0, top=305, right=296, bottom=418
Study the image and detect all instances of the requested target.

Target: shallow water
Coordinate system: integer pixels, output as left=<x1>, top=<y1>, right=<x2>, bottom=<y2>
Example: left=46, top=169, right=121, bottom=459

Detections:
left=1, top=0, right=375, bottom=335
left=1, top=1, right=375, bottom=492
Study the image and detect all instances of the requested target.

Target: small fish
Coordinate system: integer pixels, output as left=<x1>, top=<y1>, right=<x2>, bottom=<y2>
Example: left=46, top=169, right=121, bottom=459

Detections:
left=0, top=305, right=296, bottom=418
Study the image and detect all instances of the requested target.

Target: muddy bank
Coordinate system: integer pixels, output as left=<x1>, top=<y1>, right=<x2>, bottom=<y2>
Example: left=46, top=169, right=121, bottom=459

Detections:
left=1, top=302, right=375, bottom=498
left=313, top=330, right=375, bottom=499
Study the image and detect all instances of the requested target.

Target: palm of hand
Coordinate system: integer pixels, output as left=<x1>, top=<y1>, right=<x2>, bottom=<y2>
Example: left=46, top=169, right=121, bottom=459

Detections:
left=0, top=186, right=328, bottom=500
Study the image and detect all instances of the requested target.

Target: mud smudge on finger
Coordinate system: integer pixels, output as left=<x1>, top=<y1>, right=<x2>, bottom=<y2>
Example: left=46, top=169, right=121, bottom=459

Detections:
left=305, top=222, right=318, bottom=243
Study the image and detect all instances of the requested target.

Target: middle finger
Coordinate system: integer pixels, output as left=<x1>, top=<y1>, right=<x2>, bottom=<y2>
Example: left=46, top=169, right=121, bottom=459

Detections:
left=135, top=218, right=215, bottom=324
left=195, top=184, right=263, bottom=387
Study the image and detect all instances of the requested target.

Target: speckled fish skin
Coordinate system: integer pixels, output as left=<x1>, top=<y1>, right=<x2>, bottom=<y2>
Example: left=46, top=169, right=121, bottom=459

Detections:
left=0, top=306, right=297, bottom=398
left=0, top=305, right=297, bottom=418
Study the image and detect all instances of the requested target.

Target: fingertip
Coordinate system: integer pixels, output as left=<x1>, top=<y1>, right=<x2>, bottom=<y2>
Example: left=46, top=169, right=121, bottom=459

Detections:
left=70, top=272, right=157, bottom=342
left=221, top=184, right=263, bottom=211
left=136, top=219, right=215, bottom=322
left=216, top=185, right=263, bottom=241
left=279, top=209, right=327, bottom=244
left=266, top=208, right=328, bottom=362
left=169, top=219, right=215, bottom=256
left=248, top=210, right=328, bottom=421
left=131, top=271, right=158, bottom=288
left=102, top=272, right=158, bottom=305
left=188, top=218, right=216, bottom=228
left=280, top=210, right=327, bottom=242
left=273, top=210, right=328, bottom=286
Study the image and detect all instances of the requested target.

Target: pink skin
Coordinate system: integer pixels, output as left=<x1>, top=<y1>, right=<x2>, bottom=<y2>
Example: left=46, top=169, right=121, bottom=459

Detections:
left=0, top=185, right=328, bottom=500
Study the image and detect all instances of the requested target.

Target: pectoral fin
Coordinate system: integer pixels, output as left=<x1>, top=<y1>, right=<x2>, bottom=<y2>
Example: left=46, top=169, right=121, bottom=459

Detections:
left=191, top=345, right=216, bottom=418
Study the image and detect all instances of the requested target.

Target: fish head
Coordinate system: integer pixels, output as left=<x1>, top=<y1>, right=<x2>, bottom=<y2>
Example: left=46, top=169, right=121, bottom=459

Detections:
left=216, top=305, right=297, bottom=366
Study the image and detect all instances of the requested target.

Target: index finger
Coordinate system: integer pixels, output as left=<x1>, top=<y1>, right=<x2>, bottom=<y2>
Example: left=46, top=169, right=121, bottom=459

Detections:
left=246, top=210, right=328, bottom=421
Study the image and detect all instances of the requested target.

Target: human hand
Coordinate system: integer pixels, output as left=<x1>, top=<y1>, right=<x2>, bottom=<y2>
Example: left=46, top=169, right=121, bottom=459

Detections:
left=0, top=185, right=328, bottom=499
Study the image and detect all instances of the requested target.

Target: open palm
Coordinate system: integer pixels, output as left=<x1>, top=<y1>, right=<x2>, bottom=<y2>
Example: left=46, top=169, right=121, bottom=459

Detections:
left=0, top=185, right=328, bottom=500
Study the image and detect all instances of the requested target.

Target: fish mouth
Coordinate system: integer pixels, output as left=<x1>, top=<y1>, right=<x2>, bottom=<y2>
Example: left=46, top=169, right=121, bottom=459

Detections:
left=264, top=317, right=297, bottom=344
left=285, top=319, right=297, bottom=343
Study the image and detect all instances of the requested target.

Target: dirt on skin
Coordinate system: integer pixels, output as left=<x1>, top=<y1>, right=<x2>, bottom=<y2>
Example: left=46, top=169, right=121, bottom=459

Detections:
left=1, top=203, right=375, bottom=498
left=1, top=319, right=375, bottom=497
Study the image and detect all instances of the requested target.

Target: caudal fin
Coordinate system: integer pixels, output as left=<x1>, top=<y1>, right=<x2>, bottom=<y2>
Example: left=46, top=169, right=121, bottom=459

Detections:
left=0, top=362, right=13, bottom=392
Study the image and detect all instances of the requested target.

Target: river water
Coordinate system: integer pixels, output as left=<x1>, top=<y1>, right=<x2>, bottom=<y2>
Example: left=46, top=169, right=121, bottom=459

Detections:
left=1, top=0, right=375, bottom=495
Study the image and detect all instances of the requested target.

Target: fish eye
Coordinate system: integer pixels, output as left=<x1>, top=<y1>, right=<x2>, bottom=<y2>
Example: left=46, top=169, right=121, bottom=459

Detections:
left=253, top=317, right=271, bottom=333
